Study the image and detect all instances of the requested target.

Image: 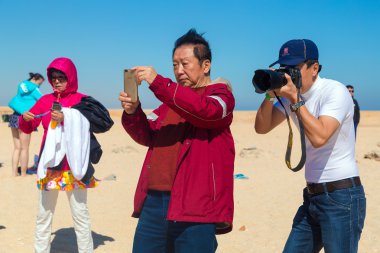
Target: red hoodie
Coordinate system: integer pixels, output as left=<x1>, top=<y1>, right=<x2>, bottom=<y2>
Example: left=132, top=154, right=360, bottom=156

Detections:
left=19, top=58, right=87, bottom=167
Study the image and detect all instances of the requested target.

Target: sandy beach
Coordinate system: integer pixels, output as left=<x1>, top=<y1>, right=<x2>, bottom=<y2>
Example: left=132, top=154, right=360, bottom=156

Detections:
left=0, top=108, right=379, bottom=253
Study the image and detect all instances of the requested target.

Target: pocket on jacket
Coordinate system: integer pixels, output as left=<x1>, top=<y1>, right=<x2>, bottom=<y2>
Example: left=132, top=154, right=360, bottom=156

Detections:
left=181, top=166, right=213, bottom=216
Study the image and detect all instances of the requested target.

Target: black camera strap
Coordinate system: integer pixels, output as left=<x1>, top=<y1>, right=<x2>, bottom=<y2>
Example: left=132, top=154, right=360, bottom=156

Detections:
left=274, top=89, right=306, bottom=172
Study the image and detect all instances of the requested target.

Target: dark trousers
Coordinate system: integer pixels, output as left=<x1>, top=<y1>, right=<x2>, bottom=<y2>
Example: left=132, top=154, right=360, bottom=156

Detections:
left=133, top=191, right=218, bottom=253
left=354, top=122, right=359, bottom=140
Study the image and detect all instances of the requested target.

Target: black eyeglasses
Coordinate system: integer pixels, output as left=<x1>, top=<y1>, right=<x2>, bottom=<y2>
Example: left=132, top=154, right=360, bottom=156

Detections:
left=348, top=89, right=354, bottom=93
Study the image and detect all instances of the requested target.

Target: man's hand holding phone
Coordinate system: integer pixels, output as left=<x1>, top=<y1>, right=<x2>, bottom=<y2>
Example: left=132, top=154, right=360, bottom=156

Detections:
left=121, top=66, right=157, bottom=114
left=122, top=68, right=141, bottom=114
left=133, top=66, right=158, bottom=85
left=124, top=69, right=139, bottom=102
left=119, top=91, right=140, bottom=115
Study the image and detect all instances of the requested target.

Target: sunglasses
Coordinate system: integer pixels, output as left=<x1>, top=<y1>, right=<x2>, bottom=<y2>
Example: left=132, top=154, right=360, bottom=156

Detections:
left=51, top=75, right=67, bottom=83
left=348, top=89, right=354, bottom=93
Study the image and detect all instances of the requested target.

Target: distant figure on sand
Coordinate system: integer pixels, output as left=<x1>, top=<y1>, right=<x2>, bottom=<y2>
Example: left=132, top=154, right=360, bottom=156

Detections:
left=119, top=29, right=235, bottom=252
left=347, top=85, right=360, bottom=139
left=8, top=72, right=44, bottom=176
left=255, top=39, right=366, bottom=253
left=20, top=57, right=112, bottom=253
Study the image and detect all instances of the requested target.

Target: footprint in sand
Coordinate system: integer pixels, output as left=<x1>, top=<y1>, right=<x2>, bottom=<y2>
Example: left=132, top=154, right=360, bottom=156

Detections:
left=364, top=151, right=380, bottom=161
left=239, top=146, right=260, bottom=158
left=111, top=146, right=138, bottom=154
left=103, top=174, right=117, bottom=181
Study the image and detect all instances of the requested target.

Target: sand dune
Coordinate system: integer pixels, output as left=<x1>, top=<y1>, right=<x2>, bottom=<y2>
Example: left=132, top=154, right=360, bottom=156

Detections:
left=0, top=108, right=379, bottom=252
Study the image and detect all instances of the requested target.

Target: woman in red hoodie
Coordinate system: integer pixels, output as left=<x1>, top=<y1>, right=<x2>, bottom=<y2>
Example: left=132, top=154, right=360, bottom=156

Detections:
left=20, top=57, right=96, bottom=253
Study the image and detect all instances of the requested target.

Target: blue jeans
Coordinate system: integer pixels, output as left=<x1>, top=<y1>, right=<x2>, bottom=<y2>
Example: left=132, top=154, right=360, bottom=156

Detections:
left=283, top=184, right=366, bottom=253
left=133, top=191, right=218, bottom=253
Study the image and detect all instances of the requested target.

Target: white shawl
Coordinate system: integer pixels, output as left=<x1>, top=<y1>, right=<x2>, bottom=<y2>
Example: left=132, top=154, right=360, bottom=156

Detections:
left=37, top=108, right=90, bottom=180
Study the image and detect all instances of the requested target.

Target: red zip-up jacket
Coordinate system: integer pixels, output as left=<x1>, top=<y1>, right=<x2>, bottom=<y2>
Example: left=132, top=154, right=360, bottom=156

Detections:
left=122, top=75, right=235, bottom=234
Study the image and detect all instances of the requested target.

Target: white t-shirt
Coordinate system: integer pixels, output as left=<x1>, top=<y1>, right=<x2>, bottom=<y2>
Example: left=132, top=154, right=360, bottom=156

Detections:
left=275, top=76, right=358, bottom=183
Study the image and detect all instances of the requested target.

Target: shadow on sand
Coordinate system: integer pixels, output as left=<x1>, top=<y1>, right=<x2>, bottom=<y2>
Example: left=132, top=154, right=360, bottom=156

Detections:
left=51, top=228, right=114, bottom=252
left=0, top=225, right=6, bottom=230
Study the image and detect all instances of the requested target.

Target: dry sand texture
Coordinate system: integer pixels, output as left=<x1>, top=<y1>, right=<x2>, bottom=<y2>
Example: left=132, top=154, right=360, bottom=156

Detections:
left=0, top=108, right=379, bottom=252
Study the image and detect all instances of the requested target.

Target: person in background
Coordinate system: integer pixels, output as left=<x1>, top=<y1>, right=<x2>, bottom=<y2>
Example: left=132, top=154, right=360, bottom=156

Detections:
left=119, top=29, right=235, bottom=253
left=346, top=85, right=360, bottom=139
left=8, top=73, right=44, bottom=176
left=255, top=39, right=366, bottom=253
left=20, top=57, right=108, bottom=253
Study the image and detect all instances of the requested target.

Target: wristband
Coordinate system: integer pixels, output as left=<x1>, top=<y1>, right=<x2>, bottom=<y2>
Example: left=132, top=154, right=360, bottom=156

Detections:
left=265, top=93, right=275, bottom=102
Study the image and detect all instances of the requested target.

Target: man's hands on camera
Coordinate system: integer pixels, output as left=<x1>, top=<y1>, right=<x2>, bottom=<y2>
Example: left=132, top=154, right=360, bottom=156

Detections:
left=273, top=73, right=298, bottom=104
left=133, top=66, right=158, bottom=85
left=264, top=91, right=276, bottom=103
left=119, top=91, right=140, bottom=114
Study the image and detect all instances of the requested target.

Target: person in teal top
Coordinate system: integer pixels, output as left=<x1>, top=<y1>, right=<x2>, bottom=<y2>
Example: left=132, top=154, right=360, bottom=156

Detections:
left=9, top=76, right=44, bottom=114
left=8, top=73, right=44, bottom=176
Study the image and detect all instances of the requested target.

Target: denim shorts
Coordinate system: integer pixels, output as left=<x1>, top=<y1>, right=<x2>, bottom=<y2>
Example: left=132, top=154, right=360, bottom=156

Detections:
left=8, top=113, right=20, bottom=129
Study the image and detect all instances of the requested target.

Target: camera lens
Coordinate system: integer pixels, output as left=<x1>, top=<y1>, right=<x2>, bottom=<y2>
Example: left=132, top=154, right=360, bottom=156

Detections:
left=252, top=69, right=287, bottom=94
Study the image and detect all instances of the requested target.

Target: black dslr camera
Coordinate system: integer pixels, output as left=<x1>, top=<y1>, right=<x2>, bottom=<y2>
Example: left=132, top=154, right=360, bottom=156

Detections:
left=252, top=67, right=301, bottom=94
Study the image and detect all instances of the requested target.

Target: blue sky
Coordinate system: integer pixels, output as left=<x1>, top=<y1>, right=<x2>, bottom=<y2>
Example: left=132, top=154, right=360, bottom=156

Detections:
left=1, top=0, right=379, bottom=110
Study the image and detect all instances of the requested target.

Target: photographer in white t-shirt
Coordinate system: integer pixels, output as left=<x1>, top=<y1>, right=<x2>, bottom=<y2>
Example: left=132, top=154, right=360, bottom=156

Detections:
left=255, top=39, right=366, bottom=253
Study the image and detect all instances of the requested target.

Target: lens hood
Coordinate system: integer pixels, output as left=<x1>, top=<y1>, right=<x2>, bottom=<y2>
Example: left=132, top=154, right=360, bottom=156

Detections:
left=252, top=69, right=286, bottom=94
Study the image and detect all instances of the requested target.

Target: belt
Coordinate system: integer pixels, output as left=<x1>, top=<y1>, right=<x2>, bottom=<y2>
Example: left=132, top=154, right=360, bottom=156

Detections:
left=306, top=177, right=361, bottom=195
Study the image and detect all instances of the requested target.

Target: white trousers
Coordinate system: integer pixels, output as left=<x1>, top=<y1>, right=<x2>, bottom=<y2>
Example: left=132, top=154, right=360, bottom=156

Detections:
left=34, top=189, right=94, bottom=253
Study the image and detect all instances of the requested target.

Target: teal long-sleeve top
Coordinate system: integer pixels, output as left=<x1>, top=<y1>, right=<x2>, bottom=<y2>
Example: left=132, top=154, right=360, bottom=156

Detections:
left=8, top=80, right=42, bottom=114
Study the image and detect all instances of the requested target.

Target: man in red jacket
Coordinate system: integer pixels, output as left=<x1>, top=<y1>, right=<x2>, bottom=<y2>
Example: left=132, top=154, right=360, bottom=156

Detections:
left=119, top=29, right=235, bottom=253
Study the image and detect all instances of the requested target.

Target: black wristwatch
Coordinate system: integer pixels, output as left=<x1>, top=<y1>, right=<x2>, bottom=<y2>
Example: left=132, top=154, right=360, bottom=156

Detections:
left=290, top=100, right=305, bottom=112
